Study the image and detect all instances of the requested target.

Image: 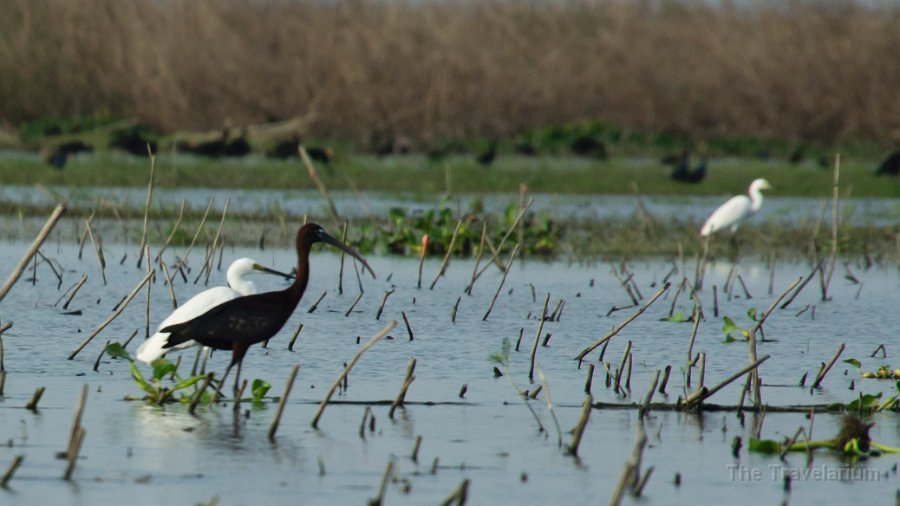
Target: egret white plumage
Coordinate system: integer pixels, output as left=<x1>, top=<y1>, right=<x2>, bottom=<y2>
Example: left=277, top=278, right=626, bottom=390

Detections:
left=700, top=178, right=772, bottom=236
left=135, top=258, right=291, bottom=363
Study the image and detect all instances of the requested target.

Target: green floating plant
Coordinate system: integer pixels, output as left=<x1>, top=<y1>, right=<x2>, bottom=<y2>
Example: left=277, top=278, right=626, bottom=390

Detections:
left=720, top=307, right=760, bottom=342
left=106, top=342, right=213, bottom=404
left=660, top=310, right=692, bottom=323
left=750, top=416, right=900, bottom=458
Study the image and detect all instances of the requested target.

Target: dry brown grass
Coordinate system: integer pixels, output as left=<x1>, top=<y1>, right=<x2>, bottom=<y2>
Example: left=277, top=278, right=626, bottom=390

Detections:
left=1, top=0, right=899, bottom=147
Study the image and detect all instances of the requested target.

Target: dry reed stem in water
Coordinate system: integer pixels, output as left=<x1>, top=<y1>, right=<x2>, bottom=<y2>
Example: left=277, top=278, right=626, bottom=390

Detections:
left=575, top=282, right=670, bottom=363
left=311, top=321, right=396, bottom=429
left=136, top=153, right=155, bottom=268
left=69, top=269, right=155, bottom=359
left=0, top=204, right=66, bottom=303
left=389, top=357, right=417, bottom=419
left=268, top=364, right=300, bottom=441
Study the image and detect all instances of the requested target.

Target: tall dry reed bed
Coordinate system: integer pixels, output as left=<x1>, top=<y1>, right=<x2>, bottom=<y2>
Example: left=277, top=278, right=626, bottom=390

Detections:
left=1, top=0, right=900, bottom=146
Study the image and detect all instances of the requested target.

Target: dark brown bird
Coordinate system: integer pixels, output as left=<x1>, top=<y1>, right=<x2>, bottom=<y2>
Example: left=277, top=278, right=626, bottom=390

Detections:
left=159, top=223, right=375, bottom=393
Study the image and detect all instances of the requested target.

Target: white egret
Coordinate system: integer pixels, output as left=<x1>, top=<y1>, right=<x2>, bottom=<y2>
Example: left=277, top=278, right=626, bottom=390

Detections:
left=135, top=258, right=292, bottom=363
left=700, top=178, right=772, bottom=236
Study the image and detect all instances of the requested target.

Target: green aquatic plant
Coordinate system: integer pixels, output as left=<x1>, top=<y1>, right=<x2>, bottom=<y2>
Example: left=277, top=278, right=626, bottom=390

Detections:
left=750, top=416, right=900, bottom=458
left=721, top=307, right=759, bottom=342
left=105, top=342, right=208, bottom=404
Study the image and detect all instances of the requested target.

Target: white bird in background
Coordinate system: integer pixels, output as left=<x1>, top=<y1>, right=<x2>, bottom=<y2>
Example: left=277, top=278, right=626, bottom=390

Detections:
left=136, top=257, right=292, bottom=363
left=700, top=178, right=773, bottom=236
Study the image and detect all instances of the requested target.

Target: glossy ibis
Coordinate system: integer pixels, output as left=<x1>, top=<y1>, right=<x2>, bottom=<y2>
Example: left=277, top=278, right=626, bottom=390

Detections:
left=876, top=150, right=900, bottom=176
left=41, top=141, right=93, bottom=169
left=158, top=224, right=375, bottom=393
left=671, top=156, right=707, bottom=183
left=700, top=178, right=772, bottom=236
left=136, top=258, right=293, bottom=364
left=570, top=136, right=607, bottom=159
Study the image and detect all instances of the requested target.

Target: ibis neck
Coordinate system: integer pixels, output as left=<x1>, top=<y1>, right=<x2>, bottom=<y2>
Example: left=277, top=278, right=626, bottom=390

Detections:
left=287, top=241, right=311, bottom=302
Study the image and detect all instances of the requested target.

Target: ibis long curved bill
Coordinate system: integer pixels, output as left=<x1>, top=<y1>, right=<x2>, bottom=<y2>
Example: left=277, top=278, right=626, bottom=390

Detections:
left=316, top=229, right=376, bottom=279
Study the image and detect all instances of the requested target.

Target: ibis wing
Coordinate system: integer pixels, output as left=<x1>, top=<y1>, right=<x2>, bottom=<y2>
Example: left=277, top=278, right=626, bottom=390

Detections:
left=160, top=293, right=293, bottom=350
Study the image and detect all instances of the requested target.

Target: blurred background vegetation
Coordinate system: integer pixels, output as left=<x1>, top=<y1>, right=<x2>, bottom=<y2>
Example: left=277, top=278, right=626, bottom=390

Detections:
left=1, top=0, right=899, bottom=154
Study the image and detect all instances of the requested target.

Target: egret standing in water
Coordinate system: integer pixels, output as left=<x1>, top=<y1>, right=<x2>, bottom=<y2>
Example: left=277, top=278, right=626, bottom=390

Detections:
left=700, top=178, right=772, bottom=236
left=159, top=223, right=375, bottom=393
left=136, top=258, right=293, bottom=363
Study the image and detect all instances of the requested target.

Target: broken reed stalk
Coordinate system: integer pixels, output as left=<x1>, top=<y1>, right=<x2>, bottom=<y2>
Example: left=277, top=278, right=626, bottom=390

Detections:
left=92, top=340, right=111, bottom=371
left=518, top=182, right=527, bottom=258
left=205, top=199, right=231, bottom=284
left=63, top=427, right=85, bottom=480
left=584, top=364, right=595, bottom=395
left=307, top=291, right=327, bottom=313
left=311, top=321, right=396, bottom=429
left=575, top=282, right=671, bottom=362
left=609, top=422, right=647, bottom=506
left=401, top=311, right=414, bottom=341
left=780, top=262, right=821, bottom=309
left=811, top=343, right=846, bottom=390
left=685, top=306, right=701, bottom=387
left=0, top=323, right=10, bottom=371
left=614, top=341, right=632, bottom=394
left=429, top=219, right=463, bottom=290
left=565, top=394, right=593, bottom=456
left=681, top=355, right=771, bottom=409
left=188, top=373, right=214, bottom=414
left=344, top=293, right=363, bottom=317
left=159, top=260, right=177, bottom=308
left=529, top=293, right=551, bottom=382
left=86, top=224, right=106, bottom=285
left=173, top=198, right=214, bottom=274
left=0, top=455, right=23, bottom=488
left=136, top=153, right=155, bottom=268
left=451, top=296, right=461, bottom=322
left=417, top=234, right=428, bottom=289
left=155, top=199, right=186, bottom=262
left=61, top=274, right=88, bottom=310
left=658, top=365, right=672, bottom=394
left=746, top=276, right=802, bottom=404
left=697, top=352, right=706, bottom=389
left=411, top=435, right=422, bottom=462
left=439, top=479, right=470, bottom=506
left=300, top=145, right=340, bottom=222
left=821, top=154, right=840, bottom=301
left=268, top=364, right=300, bottom=441
left=144, top=246, right=152, bottom=337
left=369, top=459, right=395, bottom=506
left=359, top=407, right=372, bottom=439
left=388, top=357, right=417, bottom=419
left=481, top=244, right=520, bottom=321
left=464, top=223, right=488, bottom=295
left=0, top=204, right=66, bottom=303
left=67, top=385, right=88, bottom=460
left=69, top=269, right=155, bottom=359
left=639, top=370, right=662, bottom=418
left=287, top=323, right=303, bottom=351
left=26, top=387, right=45, bottom=410
left=77, top=210, right=94, bottom=259
left=472, top=199, right=533, bottom=283
left=375, top=289, right=395, bottom=320
left=338, top=221, right=348, bottom=294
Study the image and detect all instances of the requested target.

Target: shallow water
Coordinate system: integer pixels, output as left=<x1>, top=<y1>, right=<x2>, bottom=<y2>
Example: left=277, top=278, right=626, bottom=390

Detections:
left=4, top=184, right=900, bottom=226
left=0, top=240, right=898, bottom=504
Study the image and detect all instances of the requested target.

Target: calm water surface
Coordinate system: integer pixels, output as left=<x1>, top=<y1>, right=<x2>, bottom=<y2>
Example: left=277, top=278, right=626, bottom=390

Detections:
left=0, top=240, right=898, bottom=505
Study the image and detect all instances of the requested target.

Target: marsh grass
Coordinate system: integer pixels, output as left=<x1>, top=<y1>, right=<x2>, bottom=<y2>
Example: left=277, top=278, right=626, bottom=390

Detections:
left=2, top=152, right=900, bottom=197
left=2, top=0, right=900, bottom=147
